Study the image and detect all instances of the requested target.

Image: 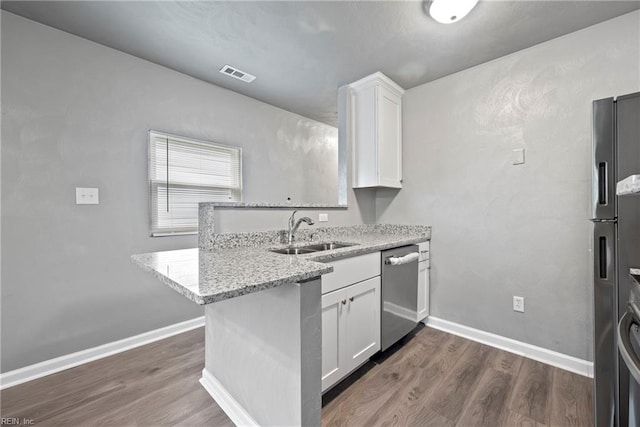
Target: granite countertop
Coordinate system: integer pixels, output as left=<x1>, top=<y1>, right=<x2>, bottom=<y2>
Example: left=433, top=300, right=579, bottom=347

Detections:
left=202, top=202, right=348, bottom=209
left=132, top=224, right=431, bottom=305
left=617, top=175, right=640, bottom=196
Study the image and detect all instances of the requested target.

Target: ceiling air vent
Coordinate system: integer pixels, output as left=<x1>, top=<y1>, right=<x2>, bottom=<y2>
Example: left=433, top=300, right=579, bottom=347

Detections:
left=219, top=65, right=256, bottom=83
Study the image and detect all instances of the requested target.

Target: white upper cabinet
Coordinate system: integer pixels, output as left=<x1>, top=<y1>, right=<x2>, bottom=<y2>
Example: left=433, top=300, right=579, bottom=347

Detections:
left=349, top=72, right=404, bottom=189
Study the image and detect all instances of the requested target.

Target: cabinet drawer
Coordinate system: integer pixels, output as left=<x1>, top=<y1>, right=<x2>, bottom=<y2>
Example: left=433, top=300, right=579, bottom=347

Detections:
left=321, top=252, right=380, bottom=294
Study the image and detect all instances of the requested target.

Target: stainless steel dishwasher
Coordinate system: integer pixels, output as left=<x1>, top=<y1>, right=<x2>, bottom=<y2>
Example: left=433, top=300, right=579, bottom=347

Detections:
left=381, top=245, right=420, bottom=351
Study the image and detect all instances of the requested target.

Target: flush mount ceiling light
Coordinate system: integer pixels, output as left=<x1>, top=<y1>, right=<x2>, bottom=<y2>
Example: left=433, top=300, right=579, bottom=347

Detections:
left=430, top=0, right=479, bottom=24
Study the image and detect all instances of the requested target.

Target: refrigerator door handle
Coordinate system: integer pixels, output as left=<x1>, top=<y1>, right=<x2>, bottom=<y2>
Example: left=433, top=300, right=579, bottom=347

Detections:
left=618, top=311, right=640, bottom=385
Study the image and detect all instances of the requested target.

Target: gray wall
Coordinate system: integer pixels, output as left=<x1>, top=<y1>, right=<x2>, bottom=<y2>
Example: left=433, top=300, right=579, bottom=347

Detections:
left=376, top=11, right=640, bottom=361
left=0, top=12, right=373, bottom=373
left=5, top=7, right=634, bottom=375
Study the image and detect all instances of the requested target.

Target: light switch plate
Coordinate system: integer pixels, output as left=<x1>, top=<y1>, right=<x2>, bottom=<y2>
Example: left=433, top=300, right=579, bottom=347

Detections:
left=76, top=187, right=99, bottom=204
left=318, top=213, right=329, bottom=222
left=512, top=148, right=525, bottom=165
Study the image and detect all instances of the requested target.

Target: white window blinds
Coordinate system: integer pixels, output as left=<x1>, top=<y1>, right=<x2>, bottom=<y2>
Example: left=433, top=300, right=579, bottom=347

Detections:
left=149, top=131, right=242, bottom=236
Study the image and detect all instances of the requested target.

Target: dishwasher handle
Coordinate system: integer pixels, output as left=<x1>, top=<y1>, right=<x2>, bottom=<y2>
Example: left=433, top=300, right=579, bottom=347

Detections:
left=385, top=252, right=420, bottom=266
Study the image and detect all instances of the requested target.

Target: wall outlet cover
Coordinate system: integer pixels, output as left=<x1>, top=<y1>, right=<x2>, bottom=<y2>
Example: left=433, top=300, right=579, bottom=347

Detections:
left=512, top=148, right=525, bottom=165
left=76, top=187, right=99, bottom=205
left=513, top=296, right=525, bottom=313
left=318, top=213, right=329, bottom=222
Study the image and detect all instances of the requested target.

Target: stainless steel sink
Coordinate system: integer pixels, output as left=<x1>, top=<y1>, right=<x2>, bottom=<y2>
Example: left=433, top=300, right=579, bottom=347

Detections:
left=302, top=242, right=355, bottom=251
left=270, top=247, right=317, bottom=255
left=270, top=242, right=356, bottom=255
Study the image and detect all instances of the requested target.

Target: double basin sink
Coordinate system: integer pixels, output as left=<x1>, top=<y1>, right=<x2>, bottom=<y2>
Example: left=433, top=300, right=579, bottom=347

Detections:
left=271, top=242, right=356, bottom=255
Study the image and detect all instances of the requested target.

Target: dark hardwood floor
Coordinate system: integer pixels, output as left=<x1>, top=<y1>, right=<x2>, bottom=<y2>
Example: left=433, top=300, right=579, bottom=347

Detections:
left=322, top=327, right=592, bottom=427
left=1, top=326, right=592, bottom=426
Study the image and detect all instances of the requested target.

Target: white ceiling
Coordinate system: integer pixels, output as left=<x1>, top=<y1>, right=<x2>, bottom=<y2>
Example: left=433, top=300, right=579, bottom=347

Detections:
left=3, top=1, right=639, bottom=126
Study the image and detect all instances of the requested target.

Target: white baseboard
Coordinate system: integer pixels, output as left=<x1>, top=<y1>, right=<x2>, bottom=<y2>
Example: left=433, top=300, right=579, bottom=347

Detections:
left=0, top=316, right=205, bottom=390
left=424, top=316, right=594, bottom=378
left=200, top=368, right=258, bottom=427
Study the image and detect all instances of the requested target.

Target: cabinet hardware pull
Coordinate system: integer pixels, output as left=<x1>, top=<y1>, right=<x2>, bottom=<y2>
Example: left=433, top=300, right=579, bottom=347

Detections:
left=341, top=299, right=347, bottom=305
left=349, top=297, right=354, bottom=302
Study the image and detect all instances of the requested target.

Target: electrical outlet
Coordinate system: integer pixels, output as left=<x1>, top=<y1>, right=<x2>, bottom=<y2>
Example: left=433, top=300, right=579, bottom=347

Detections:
left=318, top=213, right=329, bottom=222
left=76, top=187, right=99, bottom=205
left=513, top=296, right=525, bottom=313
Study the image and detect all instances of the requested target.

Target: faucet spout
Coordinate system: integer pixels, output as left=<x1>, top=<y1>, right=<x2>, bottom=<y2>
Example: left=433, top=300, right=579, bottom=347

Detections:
left=287, top=211, right=314, bottom=246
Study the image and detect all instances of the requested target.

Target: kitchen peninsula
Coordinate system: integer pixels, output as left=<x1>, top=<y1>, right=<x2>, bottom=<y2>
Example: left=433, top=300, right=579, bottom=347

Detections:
left=132, top=223, right=430, bottom=426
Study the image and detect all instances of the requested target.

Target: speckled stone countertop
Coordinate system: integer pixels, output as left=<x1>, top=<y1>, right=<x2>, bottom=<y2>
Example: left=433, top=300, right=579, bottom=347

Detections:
left=202, top=202, right=348, bottom=209
left=132, top=224, right=430, bottom=305
left=617, top=175, right=640, bottom=196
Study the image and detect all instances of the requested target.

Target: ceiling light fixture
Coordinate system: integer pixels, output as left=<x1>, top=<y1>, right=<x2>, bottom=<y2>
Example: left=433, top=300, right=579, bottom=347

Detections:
left=429, top=0, right=479, bottom=24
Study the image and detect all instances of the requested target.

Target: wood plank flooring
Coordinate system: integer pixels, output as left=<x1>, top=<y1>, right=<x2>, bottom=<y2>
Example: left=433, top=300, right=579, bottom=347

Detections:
left=1, top=326, right=593, bottom=426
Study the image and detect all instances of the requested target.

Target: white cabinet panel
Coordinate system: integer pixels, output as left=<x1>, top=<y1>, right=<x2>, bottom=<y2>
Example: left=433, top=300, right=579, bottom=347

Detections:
left=417, top=260, right=429, bottom=321
left=377, top=86, right=402, bottom=187
left=345, top=277, right=381, bottom=369
left=417, top=241, right=430, bottom=322
left=321, top=289, right=346, bottom=391
left=321, top=256, right=382, bottom=393
left=321, top=251, right=380, bottom=294
left=349, top=72, right=404, bottom=189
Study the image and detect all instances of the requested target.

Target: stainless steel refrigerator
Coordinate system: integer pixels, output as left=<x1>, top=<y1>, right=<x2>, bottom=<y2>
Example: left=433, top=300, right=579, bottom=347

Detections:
left=592, top=91, right=640, bottom=427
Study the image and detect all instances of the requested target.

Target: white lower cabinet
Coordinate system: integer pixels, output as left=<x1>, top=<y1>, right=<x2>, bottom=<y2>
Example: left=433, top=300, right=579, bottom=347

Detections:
left=345, top=278, right=381, bottom=370
left=417, top=257, right=430, bottom=321
left=321, top=276, right=381, bottom=392
left=321, top=287, right=345, bottom=390
left=417, top=241, right=430, bottom=322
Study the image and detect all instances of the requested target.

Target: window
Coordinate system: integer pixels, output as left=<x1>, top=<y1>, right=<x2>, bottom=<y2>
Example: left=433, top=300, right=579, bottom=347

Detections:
left=148, top=131, right=242, bottom=236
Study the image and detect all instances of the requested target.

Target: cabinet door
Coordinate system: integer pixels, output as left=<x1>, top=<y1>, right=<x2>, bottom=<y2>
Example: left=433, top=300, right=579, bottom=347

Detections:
left=321, top=288, right=346, bottom=392
left=417, top=260, right=429, bottom=321
left=376, top=85, right=402, bottom=188
left=345, top=276, right=381, bottom=371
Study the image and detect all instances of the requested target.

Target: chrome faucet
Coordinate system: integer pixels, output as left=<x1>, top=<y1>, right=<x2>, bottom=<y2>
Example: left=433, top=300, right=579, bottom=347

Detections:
left=287, top=210, right=314, bottom=246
